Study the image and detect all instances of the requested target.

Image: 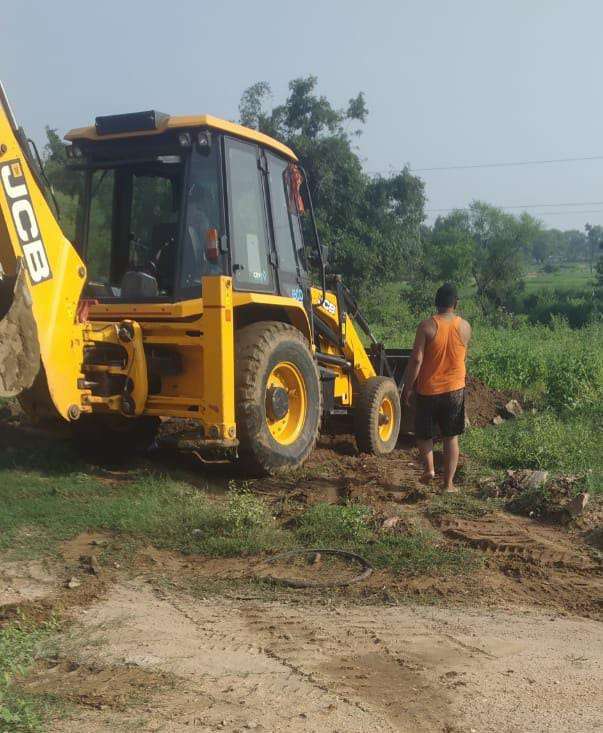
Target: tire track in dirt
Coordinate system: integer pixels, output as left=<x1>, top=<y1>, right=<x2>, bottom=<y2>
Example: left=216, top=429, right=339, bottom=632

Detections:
left=28, top=579, right=603, bottom=733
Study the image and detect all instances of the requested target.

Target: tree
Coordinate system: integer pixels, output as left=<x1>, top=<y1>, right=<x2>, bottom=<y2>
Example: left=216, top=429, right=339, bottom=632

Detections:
left=469, top=204, right=541, bottom=309
left=423, top=210, right=475, bottom=286
left=42, top=127, right=83, bottom=241
left=585, top=223, right=603, bottom=274
left=238, top=77, right=425, bottom=291
left=555, top=229, right=587, bottom=262
left=413, top=202, right=542, bottom=314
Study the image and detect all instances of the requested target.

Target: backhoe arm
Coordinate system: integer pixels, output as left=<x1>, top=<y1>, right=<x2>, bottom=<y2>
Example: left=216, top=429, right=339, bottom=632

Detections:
left=0, top=80, right=87, bottom=419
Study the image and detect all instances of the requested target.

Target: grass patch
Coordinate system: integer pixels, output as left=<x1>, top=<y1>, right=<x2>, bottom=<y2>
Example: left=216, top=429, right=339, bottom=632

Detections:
left=426, top=492, right=498, bottom=520
left=0, top=464, right=287, bottom=560
left=0, top=617, right=60, bottom=733
left=462, top=406, right=603, bottom=495
left=0, top=455, right=476, bottom=576
left=294, top=503, right=477, bottom=575
left=523, top=264, right=594, bottom=293
left=468, top=320, right=603, bottom=409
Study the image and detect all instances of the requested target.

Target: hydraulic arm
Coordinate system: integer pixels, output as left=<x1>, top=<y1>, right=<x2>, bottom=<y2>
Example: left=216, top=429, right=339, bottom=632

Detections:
left=0, top=80, right=87, bottom=419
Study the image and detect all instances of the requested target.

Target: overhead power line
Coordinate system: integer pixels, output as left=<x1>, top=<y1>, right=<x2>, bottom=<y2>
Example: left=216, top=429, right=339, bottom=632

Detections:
left=528, top=209, right=603, bottom=217
left=427, top=200, right=603, bottom=213
left=367, top=154, right=603, bottom=176
left=411, top=155, right=603, bottom=173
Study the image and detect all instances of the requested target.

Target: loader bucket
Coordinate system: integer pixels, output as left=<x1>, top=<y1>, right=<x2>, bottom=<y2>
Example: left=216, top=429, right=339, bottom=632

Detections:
left=0, top=267, right=41, bottom=397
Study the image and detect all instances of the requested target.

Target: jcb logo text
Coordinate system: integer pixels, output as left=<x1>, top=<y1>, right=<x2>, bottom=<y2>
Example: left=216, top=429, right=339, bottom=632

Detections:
left=0, top=159, right=52, bottom=284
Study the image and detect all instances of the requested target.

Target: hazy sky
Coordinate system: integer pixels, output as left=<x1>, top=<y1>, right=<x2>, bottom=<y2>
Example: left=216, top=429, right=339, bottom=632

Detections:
left=3, top=0, right=602, bottom=230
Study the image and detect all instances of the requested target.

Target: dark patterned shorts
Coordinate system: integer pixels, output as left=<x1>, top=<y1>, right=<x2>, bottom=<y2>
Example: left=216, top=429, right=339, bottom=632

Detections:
left=415, top=388, right=465, bottom=440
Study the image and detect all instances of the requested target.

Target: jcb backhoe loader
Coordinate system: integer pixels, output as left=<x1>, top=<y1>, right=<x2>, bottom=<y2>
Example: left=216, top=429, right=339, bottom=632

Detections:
left=0, top=81, right=409, bottom=473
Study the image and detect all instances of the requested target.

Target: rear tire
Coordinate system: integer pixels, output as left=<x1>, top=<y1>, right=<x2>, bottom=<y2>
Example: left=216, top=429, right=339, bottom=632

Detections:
left=354, top=376, right=401, bottom=454
left=235, top=321, right=321, bottom=475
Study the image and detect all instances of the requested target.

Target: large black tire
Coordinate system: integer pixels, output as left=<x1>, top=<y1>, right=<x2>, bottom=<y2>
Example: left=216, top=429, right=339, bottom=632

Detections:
left=235, top=321, right=321, bottom=475
left=354, top=376, right=401, bottom=455
left=72, top=414, right=160, bottom=461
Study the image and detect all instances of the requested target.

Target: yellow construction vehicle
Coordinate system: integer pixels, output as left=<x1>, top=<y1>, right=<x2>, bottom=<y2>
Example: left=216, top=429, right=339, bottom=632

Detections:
left=0, top=81, right=408, bottom=473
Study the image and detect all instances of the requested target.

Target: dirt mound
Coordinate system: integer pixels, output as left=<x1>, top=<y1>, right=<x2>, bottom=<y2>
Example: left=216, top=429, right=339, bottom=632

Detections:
left=465, top=375, right=521, bottom=427
left=24, top=660, right=169, bottom=710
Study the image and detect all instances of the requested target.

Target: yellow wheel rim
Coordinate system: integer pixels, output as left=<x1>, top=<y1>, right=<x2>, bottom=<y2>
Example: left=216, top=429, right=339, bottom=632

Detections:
left=378, top=396, right=394, bottom=442
left=266, top=362, right=307, bottom=446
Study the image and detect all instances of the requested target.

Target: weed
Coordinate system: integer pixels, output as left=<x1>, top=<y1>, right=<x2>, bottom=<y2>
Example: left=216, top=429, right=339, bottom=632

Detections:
left=0, top=616, right=61, bottom=733
left=293, top=503, right=478, bottom=576
left=462, top=406, right=602, bottom=495
left=295, top=504, right=373, bottom=547
left=426, top=492, right=497, bottom=520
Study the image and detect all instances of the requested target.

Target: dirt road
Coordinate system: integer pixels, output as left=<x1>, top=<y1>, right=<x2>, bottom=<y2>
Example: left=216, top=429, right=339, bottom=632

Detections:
left=21, top=579, right=596, bottom=733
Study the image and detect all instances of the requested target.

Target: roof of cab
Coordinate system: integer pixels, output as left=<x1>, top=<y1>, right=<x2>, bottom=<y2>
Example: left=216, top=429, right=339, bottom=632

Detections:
left=64, top=113, right=297, bottom=161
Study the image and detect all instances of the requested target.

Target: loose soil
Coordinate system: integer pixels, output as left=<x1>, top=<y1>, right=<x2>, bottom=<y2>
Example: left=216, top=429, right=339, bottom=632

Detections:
left=1, top=382, right=601, bottom=731
left=464, top=375, right=522, bottom=427
left=40, top=581, right=603, bottom=732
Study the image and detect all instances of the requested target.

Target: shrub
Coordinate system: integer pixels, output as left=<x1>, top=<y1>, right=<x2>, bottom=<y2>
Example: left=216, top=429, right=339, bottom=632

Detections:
left=295, top=503, right=372, bottom=547
left=462, top=406, right=603, bottom=494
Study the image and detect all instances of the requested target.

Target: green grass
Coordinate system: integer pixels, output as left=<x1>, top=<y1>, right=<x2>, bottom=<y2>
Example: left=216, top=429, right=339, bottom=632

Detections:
left=462, top=405, right=603, bottom=495
left=0, top=457, right=285, bottom=560
left=426, top=492, right=498, bottom=520
left=294, top=503, right=477, bottom=575
left=469, top=320, right=603, bottom=407
left=0, top=431, right=475, bottom=578
left=0, top=617, right=61, bottom=733
left=523, top=263, right=594, bottom=294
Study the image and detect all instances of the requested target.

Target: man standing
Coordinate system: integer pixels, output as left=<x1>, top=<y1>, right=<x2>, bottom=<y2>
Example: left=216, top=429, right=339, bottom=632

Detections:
left=402, top=283, right=471, bottom=493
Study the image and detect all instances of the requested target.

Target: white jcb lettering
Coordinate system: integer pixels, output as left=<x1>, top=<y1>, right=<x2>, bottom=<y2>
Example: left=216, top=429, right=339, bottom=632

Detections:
left=12, top=198, right=39, bottom=243
left=22, top=240, right=51, bottom=283
left=0, top=164, right=27, bottom=199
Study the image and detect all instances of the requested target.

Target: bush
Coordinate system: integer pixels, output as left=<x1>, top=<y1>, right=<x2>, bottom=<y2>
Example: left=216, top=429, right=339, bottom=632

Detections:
left=295, top=503, right=373, bottom=547
left=468, top=320, right=602, bottom=410
left=510, top=287, right=597, bottom=328
left=462, top=406, right=603, bottom=494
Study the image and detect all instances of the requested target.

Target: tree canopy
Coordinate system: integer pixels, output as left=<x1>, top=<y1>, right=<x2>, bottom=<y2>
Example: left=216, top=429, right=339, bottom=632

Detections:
left=238, top=76, right=425, bottom=290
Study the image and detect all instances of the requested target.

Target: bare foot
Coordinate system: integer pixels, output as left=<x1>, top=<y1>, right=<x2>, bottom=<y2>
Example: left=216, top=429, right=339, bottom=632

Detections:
left=442, top=485, right=459, bottom=494
left=420, top=471, right=435, bottom=485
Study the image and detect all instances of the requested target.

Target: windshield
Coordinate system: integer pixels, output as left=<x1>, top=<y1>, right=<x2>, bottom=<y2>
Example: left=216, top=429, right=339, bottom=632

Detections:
left=84, top=159, right=183, bottom=299
left=80, top=144, right=223, bottom=301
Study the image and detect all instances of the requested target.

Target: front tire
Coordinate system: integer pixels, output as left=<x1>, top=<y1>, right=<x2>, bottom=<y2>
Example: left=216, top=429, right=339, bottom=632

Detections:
left=354, top=376, right=401, bottom=454
left=235, top=321, right=321, bottom=474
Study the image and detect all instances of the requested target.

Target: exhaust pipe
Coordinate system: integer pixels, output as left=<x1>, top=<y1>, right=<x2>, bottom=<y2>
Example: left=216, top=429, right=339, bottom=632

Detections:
left=0, top=263, right=41, bottom=397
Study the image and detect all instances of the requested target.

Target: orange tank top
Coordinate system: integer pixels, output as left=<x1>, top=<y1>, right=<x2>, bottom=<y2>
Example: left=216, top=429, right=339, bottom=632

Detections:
left=416, top=315, right=467, bottom=396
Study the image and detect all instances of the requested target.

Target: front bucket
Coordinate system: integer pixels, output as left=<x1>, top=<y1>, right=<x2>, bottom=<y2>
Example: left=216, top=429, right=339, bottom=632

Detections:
left=0, top=267, right=41, bottom=397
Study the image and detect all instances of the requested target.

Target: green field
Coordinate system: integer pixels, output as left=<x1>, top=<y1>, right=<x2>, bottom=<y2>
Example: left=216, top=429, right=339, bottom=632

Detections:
left=523, top=263, right=595, bottom=293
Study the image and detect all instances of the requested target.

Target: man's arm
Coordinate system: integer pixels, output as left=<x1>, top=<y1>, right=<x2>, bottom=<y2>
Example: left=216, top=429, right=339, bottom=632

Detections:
left=459, top=318, right=472, bottom=348
left=401, top=323, right=427, bottom=406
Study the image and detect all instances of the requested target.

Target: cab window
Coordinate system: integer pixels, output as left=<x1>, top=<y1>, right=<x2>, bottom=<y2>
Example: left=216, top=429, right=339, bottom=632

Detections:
left=225, top=138, right=273, bottom=291
left=267, top=153, right=299, bottom=275
left=178, top=146, right=224, bottom=294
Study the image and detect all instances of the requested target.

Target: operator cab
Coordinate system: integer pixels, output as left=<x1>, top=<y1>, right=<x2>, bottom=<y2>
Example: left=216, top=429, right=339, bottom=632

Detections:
left=66, top=111, right=313, bottom=304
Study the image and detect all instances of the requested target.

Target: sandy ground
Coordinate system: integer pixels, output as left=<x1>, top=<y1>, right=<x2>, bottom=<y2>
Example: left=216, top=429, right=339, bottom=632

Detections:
left=35, top=580, right=601, bottom=733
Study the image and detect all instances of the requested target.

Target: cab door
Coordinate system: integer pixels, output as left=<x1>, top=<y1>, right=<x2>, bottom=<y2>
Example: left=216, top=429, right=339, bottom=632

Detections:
left=225, top=137, right=275, bottom=292
left=264, top=152, right=308, bottom=303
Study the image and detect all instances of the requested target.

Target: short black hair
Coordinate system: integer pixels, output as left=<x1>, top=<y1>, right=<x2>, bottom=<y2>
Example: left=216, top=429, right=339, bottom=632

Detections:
left=435, top=283, right=458, bottom=309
